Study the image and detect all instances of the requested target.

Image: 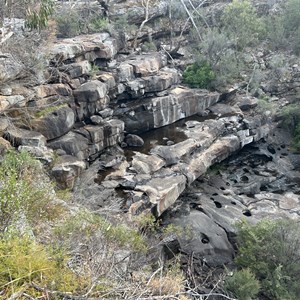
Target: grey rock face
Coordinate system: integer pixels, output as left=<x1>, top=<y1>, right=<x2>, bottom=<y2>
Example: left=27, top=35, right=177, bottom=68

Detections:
left=0, top=53, right=24, bottom=83
left=116, top=87, right=220, bottom=133
left=124, top=134, right=144, bottom=147
left=74, top=81, right=107, bottom=102
left=48, top=119, right=124, bottom=160
left=32, top=106, right=75, bottom=141
left=73, top=81, right=109, bottom=120
left=0, top=95, right=25, bottom=111
left=176, top=210, right=235, bottom=267
left=52, top=155, right=86, bottom=189
left=5, top=128, right=47, bottom=147
left=109, top=1, right=168, bottom=25
left=59, top=61, right=91, bottom=79
left=131, top=152, right=165, bottom=174
left=89, top=100, right=271, bottom=217
left=18, top=145, right=54, bottom=164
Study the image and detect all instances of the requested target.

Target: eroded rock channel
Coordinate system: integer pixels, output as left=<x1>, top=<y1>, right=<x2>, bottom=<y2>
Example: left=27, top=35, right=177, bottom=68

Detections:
left=159, top=128, right=300, bottom=270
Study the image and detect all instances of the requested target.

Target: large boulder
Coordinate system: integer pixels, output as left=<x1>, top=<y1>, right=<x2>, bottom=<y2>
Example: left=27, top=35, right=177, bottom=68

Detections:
left=175, top=210, right=235, bottom=267
left=73, top=80, right=109, bottom=120
left=48, top=33, right=119, bottom=62
left=73, top=80, right=107, bottom=102
left=136, top=174, right=187, bottom=215
left=109, top=0, right=169, bottom=25
left=32, top=106, right=75, bottom=140
left=0, top=136, right=12, bottom=155
left=125, top=134, right=144, bottom=147
left=131, top=152, right=165, bottom=174
left=0, top=95, right=25, bottom=111
left=4, top=127, right=46, bottom=147
left=52, top=155, right=86, bottom=189
left=48, top=119, right=124, bottom=160
left=59, top=61, right=91, bottom=79
left=48, top=131, right=90, bottom=160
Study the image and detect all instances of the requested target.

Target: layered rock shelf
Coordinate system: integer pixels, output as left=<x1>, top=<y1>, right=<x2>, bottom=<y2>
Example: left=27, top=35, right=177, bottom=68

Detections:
left=0, top=33, right=226, bottom=181
left=97, top=101, right=271, bottom=216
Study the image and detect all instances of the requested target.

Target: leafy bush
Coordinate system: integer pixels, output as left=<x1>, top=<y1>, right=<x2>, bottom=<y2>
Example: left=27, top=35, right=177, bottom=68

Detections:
left=182, top=61, right=216, bottom=89
left=141, top=41, right=157, bottom=52
left=25, top=0, right=55, bottom=30
left=224, top=268, right=260, bottom=300
left=282, top=0, right=300, bottom=35
left=234, top=219, right=300, bottom=299
left=0, top=0, right=54, bottom=31
left=88, top=17, right=110, bottom=33
left=266, top=0, right=300, bottom=55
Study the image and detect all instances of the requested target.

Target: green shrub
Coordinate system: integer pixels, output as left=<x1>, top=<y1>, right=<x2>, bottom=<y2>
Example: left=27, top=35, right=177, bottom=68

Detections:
left=224, top=268, right=260, bottom=300
left=0, top=0, right=54, bottom=31
left=25, top=0, right=55, bottom=30
left=282, top=0, right=300, bottom=36
left=141, top=41, right=157, bottom=52
left=182, top=61, right=216, bottom=89
left=265, top=0, right=300, bottom=55
left=234, top=219, right=300, bottom=299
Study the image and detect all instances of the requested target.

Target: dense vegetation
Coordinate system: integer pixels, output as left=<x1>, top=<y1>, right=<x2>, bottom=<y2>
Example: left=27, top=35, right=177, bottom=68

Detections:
left=225, top=220, right=300, bottom=300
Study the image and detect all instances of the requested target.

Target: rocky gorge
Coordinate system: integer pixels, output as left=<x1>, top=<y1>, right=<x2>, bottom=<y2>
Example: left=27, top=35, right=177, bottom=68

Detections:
left=1, top=0, right=300, bottom=298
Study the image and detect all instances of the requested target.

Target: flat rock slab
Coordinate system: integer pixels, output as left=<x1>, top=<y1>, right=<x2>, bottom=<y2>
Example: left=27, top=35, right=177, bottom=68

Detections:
left=48, top=33, right=118, bottom=61
left=136, top=174, right=187, bottom=215
left=5, top=127, right=46, bottom=147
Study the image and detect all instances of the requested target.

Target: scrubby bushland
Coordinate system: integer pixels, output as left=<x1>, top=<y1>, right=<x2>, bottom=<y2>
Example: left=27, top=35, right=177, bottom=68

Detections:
left=184, top=0, right=265, bottom=89
left=225, top=219, right=300, bottom=300
left=184, top=0, right=300, bottom=90
left=221, top=0, right=266, bottom=50
left=0, top=151, right=187, bottom=299
left=0, top=236, right=89, bottom=298
left=55, top=2, right=109, bottom=38
left=0, top=150, right=59, bottom=233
